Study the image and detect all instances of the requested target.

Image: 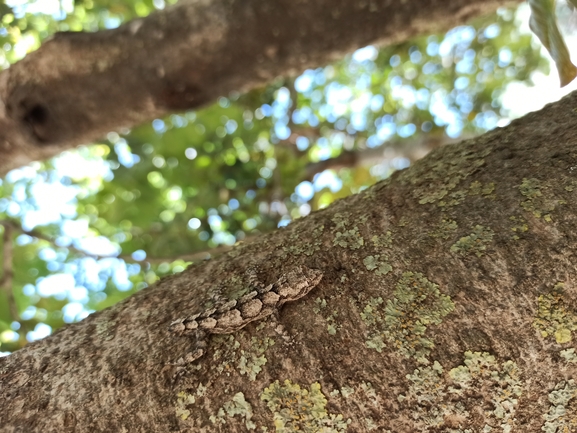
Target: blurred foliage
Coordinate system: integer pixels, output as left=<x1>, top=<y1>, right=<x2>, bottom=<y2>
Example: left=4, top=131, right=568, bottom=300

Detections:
left=0, top=0, right=553, bottom=353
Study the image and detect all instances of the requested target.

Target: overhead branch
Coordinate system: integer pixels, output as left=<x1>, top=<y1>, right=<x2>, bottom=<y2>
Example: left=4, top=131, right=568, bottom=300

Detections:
left=0, top=0, right=519, bottom=176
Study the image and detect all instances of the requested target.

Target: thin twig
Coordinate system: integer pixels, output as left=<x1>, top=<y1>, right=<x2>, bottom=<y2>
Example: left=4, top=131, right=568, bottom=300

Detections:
left=119, top=243, right=237, bottom=264
left=8, top=220, right=107, bottom=260
left=303, top=133, right=475, bottom=180
left=0, top=222, right=18, bottom=320
left=1, top=218, right=257, bottom=265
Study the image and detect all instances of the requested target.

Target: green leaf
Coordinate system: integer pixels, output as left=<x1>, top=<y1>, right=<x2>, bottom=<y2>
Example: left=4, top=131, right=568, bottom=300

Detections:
left=529, top=0, right=577, bottom=87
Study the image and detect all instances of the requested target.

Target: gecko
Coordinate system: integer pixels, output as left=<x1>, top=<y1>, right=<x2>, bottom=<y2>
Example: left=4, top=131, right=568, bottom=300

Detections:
left=168, top=265, right=324, bottom=365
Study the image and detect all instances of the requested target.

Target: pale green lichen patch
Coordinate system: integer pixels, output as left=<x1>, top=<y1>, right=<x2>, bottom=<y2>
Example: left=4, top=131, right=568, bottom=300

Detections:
left=360, top=272, right=454, bottom=361
left=360, top=381, right=377, bottom=399
left=509, top=215, right=528, bottom=240
left=408, top=146, right=490, bottom=206
left=434, top=179, right=496, bottom=207
left=260, top=380, right=350, bottom=432
left=398, top=352, right=522, bottom=432
left=376, top=264, right=392, bottom=276
left=211, top=332, right=274, bottom=379
left=287, top=225, right=325, bottom=256
left=417, top=187, right=452, bottom=205
left=519, top=177, right=542, bottom=199
left=237, top=336, right=275, bottom=381
left=340, top=386, right=355, bottom=398
left=469, top=180, right=496, bottom=197
left=363, top=255, right=378, bottom=270
left=450, top=225, right=494, bottom=257
left=222, top=392, right=256, bottom=430
left=313, top=298, right=340, bottom=335
left=314, top=297, right=328, bottom=311
left=429, top=219, right=458, bottom=240
left=196, top=382, right=207, bottom=397
left=332, top=213, right=348, bottom=230
left=212, top=335, right=240, bottom=374
left=438, top=189, right=467, bottom=208
left=333, top=226, right=364, bottom=249
left=363, top=255, right=392, bottom=276
left=518, top=178, right=564, bottom=222
left=371, top=231, right=393, bottom=249
left=364, top=418, right=378, bottom=431
left=332, top=213, right=365, bottom=249
left=542, top=380, right=577, bottom=433
left=360, top=297, right=383, bottom=329
left=560, top=348, right=577, bottom=363
left=209, top=408, right=226, bottom=426
left=533, top=283, right=577, bottom=344
left=175, top=391, right=196, bottom=421
left=564, top=179, right=577, bottom=192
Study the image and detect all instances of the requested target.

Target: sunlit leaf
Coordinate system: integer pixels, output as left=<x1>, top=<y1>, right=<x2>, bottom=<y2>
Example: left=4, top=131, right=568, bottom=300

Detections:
left=528, top=0, right=577, bottom=87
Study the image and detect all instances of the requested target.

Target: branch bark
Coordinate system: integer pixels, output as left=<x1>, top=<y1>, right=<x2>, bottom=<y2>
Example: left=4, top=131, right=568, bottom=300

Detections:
left=0, top=0, right=518, bottom=177
left=3, top=90, right=577, bottom=431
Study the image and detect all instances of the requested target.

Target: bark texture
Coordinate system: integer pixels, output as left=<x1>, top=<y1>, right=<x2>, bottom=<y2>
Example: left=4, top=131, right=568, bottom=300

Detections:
left=3, top=90, right=577, bottom=432
left=0, top=0, right=518, bottom=176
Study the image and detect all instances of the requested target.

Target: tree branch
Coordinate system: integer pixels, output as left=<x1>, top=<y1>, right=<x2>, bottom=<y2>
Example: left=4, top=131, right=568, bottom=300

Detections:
left=3, top=89, right=577, bottom=431
left=0, top=0, right=519, bottom=176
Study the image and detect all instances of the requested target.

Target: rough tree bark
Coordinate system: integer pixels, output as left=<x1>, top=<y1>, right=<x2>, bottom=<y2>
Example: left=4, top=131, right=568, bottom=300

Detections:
left=3, top=90, right=577, bottom=431
left=0, top=0, right=517, bottom=176
left=3, top=0, right=574, bottom=432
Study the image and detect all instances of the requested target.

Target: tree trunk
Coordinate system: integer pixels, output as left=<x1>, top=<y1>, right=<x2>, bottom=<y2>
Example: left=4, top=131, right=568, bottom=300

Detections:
left=2, top=89, right=577, bottom=431
left=0, top=0, right=517, bottom=177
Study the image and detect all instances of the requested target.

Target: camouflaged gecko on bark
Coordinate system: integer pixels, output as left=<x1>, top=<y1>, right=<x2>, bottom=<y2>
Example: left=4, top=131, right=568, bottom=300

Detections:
left=168, top=266, right=323, bottom=365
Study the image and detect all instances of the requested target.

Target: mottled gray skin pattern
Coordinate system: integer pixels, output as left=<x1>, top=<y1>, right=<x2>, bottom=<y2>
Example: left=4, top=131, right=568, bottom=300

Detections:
left=168, top=266, right=323, bottom=364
